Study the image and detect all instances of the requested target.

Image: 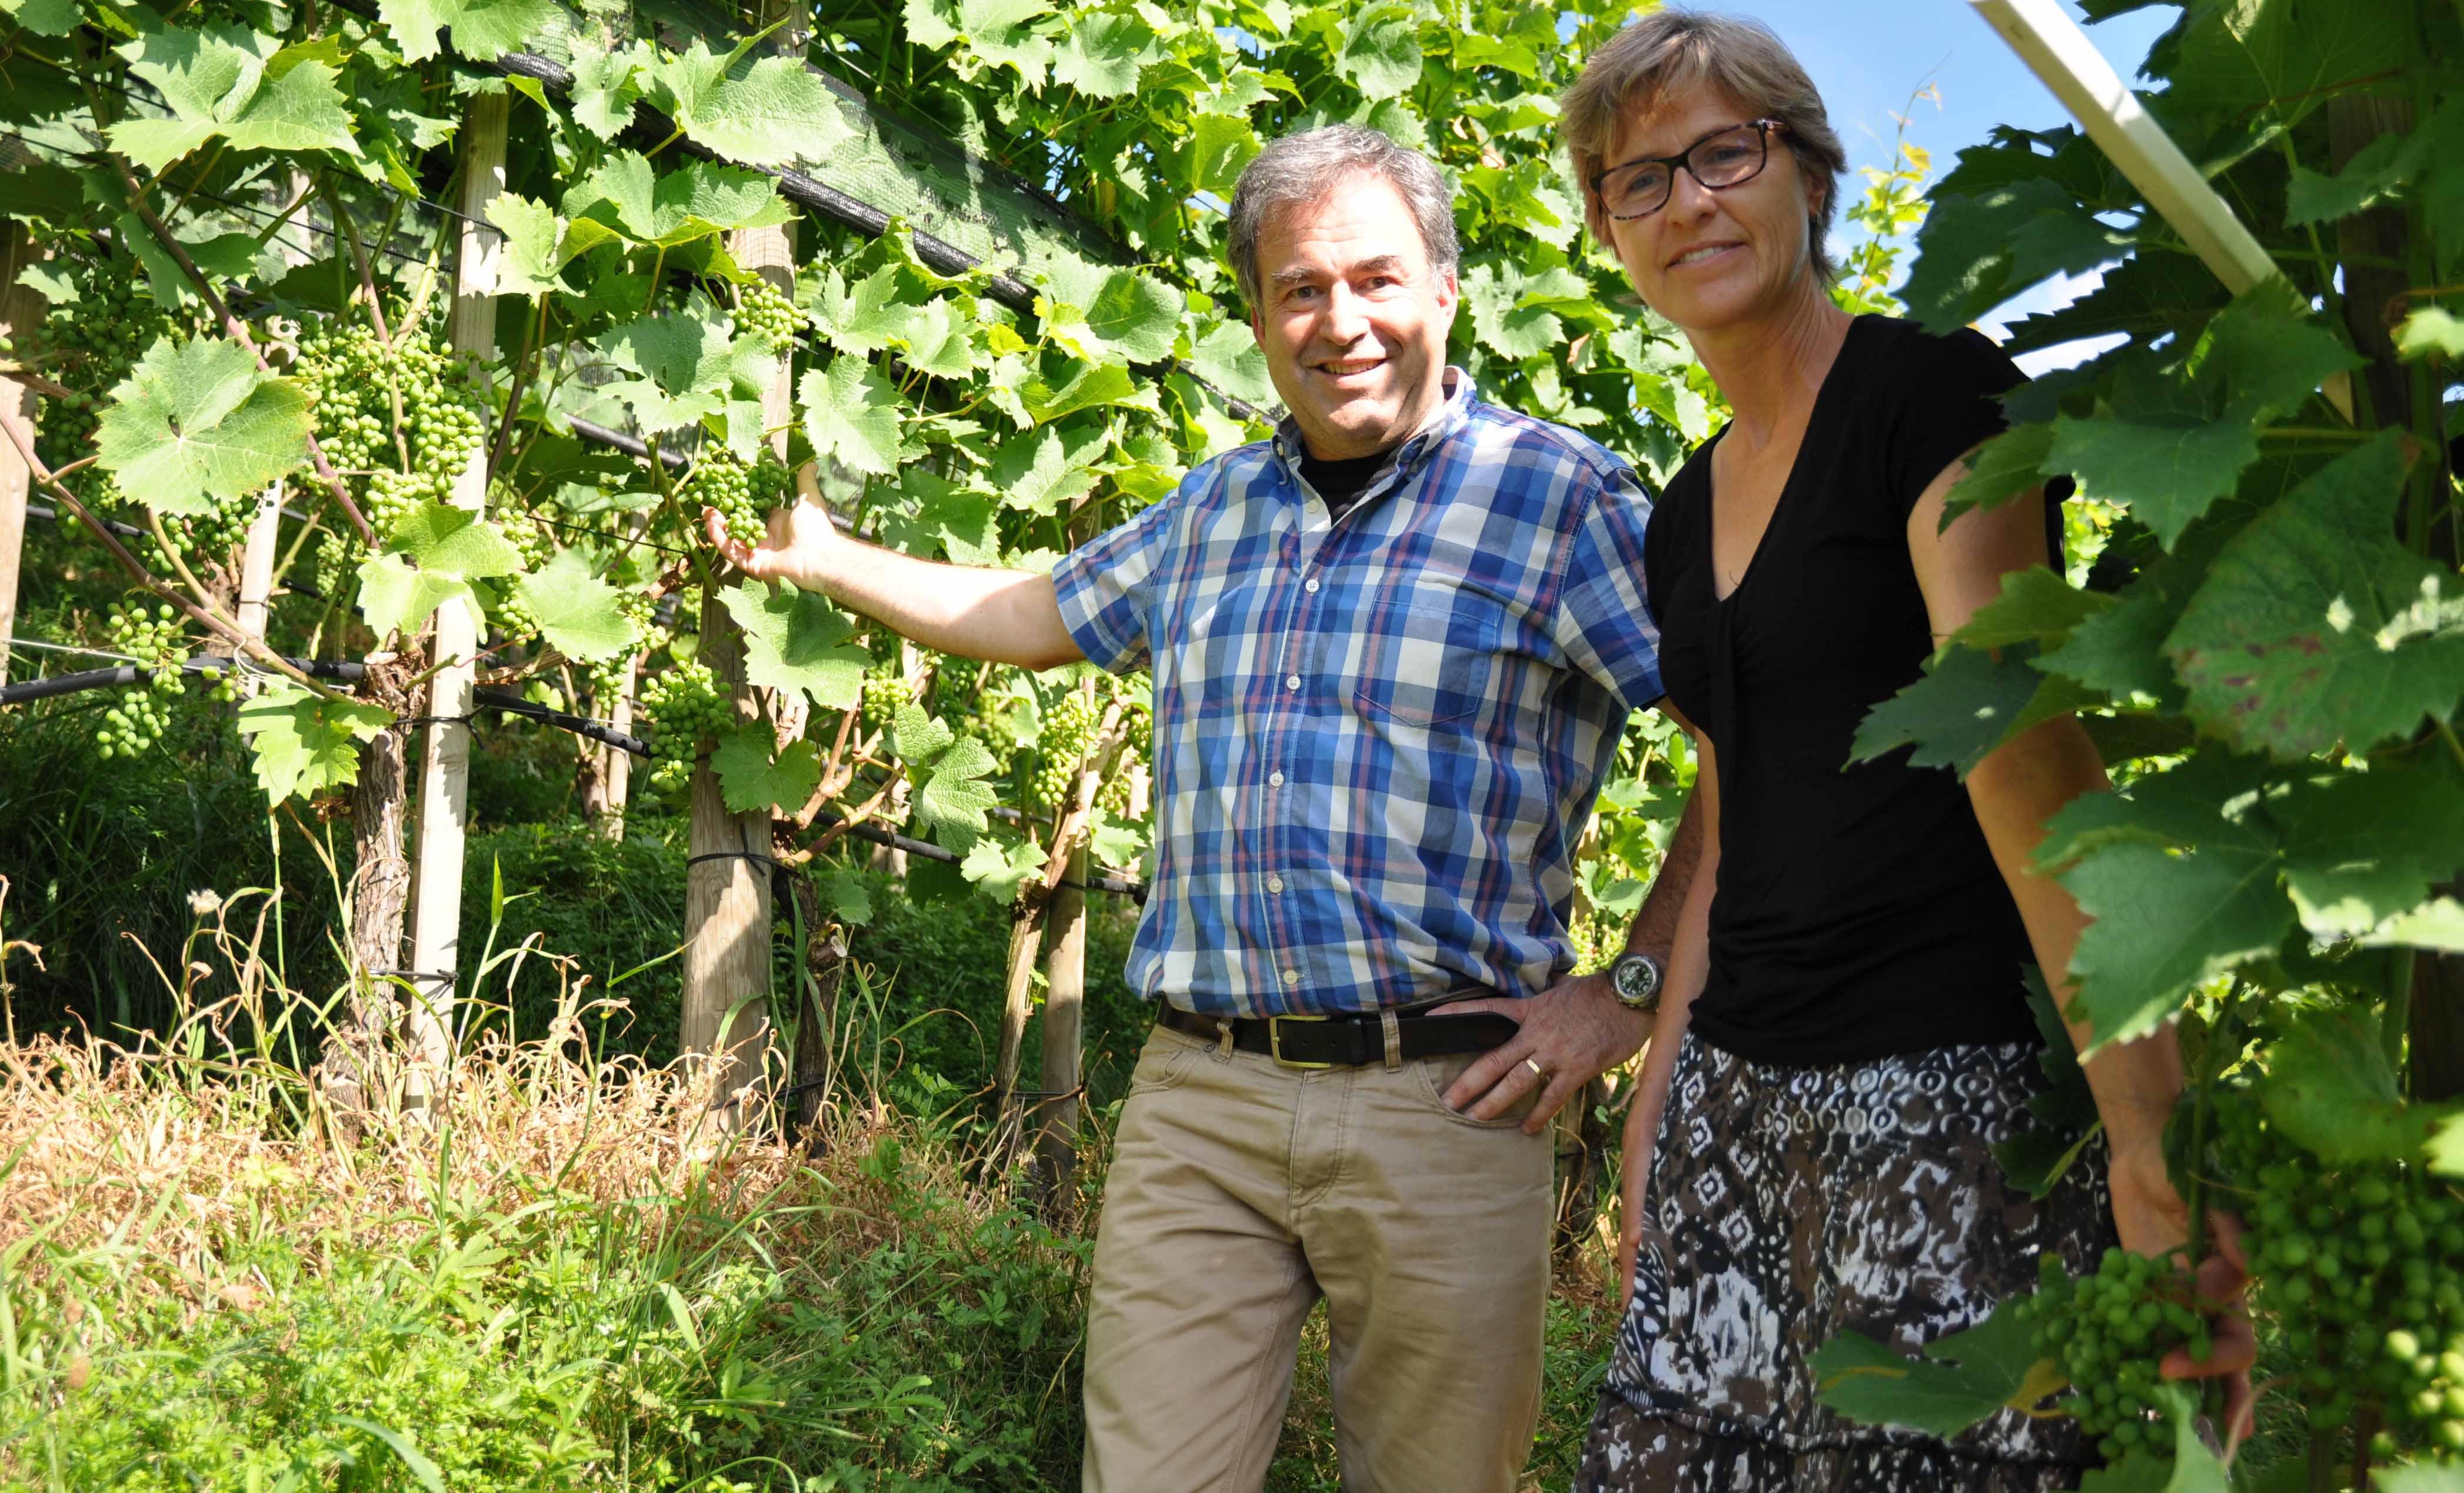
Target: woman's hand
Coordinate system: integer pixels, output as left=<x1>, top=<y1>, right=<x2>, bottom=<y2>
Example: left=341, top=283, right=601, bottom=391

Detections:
left=1615, top=1085, right=1663, bottom=1312
left=2107, top=1133, right=2258, bottom=1449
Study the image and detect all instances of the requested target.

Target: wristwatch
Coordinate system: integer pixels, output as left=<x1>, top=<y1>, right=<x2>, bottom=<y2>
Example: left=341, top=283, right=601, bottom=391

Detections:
left=1608, top=951, right=1664, bottom=1013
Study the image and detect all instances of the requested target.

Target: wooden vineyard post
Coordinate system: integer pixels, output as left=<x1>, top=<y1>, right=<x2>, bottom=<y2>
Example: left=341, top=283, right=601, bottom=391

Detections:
left=681, top=189, right=806, bottom=1133
left=399, top=89, right=509, bottom=1104
left=1032, top=843, right=1089, bottom=1213
left=995, top=696, right=1124, bottom=1169
left=584, top=649, right=638, bottom=838
left=234, top=173, right=312, bottom=649
left=0, top=222, right=38, bottom=683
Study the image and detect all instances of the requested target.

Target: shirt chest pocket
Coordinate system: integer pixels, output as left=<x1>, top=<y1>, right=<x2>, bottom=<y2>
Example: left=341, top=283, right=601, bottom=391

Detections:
left=1349, top=582, right=1522, bottom=730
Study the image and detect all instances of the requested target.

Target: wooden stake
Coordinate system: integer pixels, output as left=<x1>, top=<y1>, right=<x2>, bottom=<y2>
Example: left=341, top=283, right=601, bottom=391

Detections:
left=1033, top=843, right=1089, bottom=1214
left=402, top=89, right=510, bottom=1095
left=0, top=223, right=39, bottom=684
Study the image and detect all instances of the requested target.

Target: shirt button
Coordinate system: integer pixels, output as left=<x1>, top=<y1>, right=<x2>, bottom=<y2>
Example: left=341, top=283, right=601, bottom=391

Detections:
left=1285, top=674, right=1302, bottom=690
left=1266, top=874, right=1285, bottom=893
left=1304, top=577, right=1320, bottom=593
left=1282, top=968, right=1301, bottom=986
left=1268, top=770, right=1285, bottom=787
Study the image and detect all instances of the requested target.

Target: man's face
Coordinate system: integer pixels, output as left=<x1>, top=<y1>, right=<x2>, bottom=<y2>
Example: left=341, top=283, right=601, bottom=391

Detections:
left=1249, top=175, right=1458, bottom=462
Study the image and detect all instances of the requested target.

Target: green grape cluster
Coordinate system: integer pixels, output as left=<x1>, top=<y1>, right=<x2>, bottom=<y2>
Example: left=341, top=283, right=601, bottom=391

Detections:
left=28, top=253, right=194, bottom=509
left=2017, top=1248, right=2208, bottom=1461
left=733, top=276, right=801, bottom=349
left=1565, top=913, right=1626, bottom=976
left=292, top=319, right=486, bottom=534
left=145, top=495, right=260, bottom=576
left=96, top=603, right=189, bottom=759
left=1027, top=689, right=1101, bottom=814
left=687, top=446, right=792, bottom=547
left=2216, top=1087, right=2464, bottom=1455
left=638, top=661, right=729, bottom=791
left=859, top=666, right=912, bottom=727
left=490, top=510, right=556, bottom=639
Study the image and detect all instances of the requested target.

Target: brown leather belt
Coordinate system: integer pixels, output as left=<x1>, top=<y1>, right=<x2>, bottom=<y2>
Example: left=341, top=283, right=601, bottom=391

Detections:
left=1155, top=1004, right=1519, bottom=1069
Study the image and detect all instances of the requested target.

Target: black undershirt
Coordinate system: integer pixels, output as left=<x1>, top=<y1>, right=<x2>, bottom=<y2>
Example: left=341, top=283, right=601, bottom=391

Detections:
left=1642, top=315, right=2072, bottom=1066
left=1300, top=448, right=1389, bottom=521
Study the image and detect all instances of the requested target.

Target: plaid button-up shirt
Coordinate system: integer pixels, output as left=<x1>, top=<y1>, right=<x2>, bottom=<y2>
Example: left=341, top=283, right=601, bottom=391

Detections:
left=1052, top=372, right=1663, bottom=1017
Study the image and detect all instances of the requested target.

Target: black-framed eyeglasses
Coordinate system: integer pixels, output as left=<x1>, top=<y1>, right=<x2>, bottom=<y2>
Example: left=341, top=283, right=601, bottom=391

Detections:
left=1588, top=119, right=1784, bottom=222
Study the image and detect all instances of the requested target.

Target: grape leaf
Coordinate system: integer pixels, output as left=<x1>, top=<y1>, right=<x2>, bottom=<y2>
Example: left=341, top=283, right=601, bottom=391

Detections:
left=565, top=152, right=792, bottom=248
left=1811, top=1297, right=2058, bottom=1438
left=1335, top=4, right=1421, bottom=99
left=236, top=682, right=391, bottom=803
left=643, top=41, right=855, bottom=168
left=2264, top=1008, right=2459, bottom=1165
left=711, top=728, right=821, bottom=814
left=1, top=0, right=81, bottom=36
left=376, top=0, right=556, bottom=64
left=2398, top=307, right=2464, bottom=362
left=1182, top=111, right=1263, bottom=195
left=911, top=734, right=1002, bottom=852
left=357, top=504, right=523, bottom=639
left=2165, top=0, right=2408, bottom=133
left=1186, top=319, right=1277, bottom=409
left=511, top=550, right=638, bottom=663
left=1072, top=268, right=1181, bottom=366
left=897, top=296, right=982, bottom=379
left=1462, top=259, right=1565, bottom=360
left=799, top=357, right=906, bottom=476
left=717, top=580, right=868, bottom=711
left=955, top=0, right=1053, bottom=81
left=566, top=40, right=645, bottom=139
left=2278, top=761, right=2464, bottom=937
left=825, top=868, right=874, bottom=926
left=1086, top=806, right=1147, bottom=870
left=486, top=193, right=567, bottom=297
left=1024, top=360, right=1143, bottom=424
left=1899, top=176, right=2132, bottom=334
left=2168, top=432, right=2464, bottom=757
left=2046, top=413, right=2256, bottom=553
left=803, top=265, right=925, bottom=356
left=1051, top=11, right=1156, bottom=97
left=2059, top=839, right=2293, bottom=1048
left=989, top=424, right=1103, bottom=515
left=95, top=336, right=312, bottom=516
left=1951, top=566, right=2115, bottom=651
left=2363, top=900, right=2464, bottom=952
left=2284, top=128, right=2425, bottom=226
left=961, top=834, right=1046, bottom=902
left=2376, top=1463, right=2464, bottom=1493
left=1941, top=423, right=2057, bottom=523
left=110, top=28, right=361, bottom=173
left=1849, top=643, right=2098, bottom=778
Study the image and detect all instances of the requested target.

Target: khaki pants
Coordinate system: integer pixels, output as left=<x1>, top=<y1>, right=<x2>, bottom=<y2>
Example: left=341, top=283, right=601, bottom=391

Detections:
left=1083, top=1020, right=1553, bottom=1493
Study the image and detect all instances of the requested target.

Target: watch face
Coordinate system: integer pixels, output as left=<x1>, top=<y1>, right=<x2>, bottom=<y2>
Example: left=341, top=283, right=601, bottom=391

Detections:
left=1614, top=954, right=1661, bottom=1005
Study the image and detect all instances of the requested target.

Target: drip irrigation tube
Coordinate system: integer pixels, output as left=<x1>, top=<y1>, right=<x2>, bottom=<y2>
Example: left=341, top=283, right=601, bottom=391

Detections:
left=0, top=652, right=1146, bottom=900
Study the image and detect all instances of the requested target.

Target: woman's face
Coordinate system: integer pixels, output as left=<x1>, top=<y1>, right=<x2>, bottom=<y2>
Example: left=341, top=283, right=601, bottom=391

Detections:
left=1596, top=86, right=1823, bottom=336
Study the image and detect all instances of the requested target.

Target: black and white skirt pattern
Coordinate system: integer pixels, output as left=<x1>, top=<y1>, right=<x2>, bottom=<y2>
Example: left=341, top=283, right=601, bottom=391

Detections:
left=1575, top=1032, right=2113, bottom=1492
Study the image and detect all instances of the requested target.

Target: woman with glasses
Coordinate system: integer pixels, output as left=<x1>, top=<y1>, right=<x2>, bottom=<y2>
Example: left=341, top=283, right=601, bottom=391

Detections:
left=1556, top=12, right=2252, bottom=1490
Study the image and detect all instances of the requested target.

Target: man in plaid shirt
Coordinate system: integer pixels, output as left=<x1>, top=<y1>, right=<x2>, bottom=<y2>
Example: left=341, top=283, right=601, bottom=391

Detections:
left=713, top=124, right=1701, bottom=1492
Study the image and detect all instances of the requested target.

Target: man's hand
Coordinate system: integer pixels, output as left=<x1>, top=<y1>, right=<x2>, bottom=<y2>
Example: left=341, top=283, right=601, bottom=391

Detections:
left=1439, top=972, right=1649, bottom=1135
left=704, top=496, right=840, bottom=592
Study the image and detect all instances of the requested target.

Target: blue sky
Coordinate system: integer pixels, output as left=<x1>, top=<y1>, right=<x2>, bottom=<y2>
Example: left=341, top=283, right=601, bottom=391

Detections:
left=1709, top=0, right=2183, bottom=369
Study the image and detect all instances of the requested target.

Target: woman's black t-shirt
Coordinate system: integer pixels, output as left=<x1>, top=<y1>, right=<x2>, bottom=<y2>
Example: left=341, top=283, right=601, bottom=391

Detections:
left=1642, top=315, right=2067, bottom=1066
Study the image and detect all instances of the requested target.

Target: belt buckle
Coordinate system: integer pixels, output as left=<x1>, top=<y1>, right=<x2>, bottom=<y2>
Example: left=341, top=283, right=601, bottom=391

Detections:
left=1268, top=1014, right=1332, bottom=1069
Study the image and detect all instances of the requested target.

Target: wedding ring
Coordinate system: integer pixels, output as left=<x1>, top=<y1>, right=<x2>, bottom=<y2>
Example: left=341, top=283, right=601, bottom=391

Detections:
left=1523, top=1056, right=1548, bottom=1080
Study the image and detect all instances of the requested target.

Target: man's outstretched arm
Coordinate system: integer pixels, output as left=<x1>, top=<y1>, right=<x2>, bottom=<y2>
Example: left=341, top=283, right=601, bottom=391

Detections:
left=706, top=498, right=1084, bottom=671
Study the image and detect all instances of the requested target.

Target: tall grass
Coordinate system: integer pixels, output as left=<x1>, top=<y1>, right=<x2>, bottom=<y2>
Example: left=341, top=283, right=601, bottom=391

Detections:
left=0, top=883, right=1616, bottom=1491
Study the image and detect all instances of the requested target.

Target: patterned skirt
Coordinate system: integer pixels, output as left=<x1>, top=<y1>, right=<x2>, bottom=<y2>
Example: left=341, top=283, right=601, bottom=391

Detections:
left=1575, top=1033, right=2113, bottom=1492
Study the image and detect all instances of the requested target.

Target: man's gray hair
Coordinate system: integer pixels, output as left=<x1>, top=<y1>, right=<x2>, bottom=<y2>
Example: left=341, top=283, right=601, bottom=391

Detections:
left=1226, top=124, right=1460, bottom=314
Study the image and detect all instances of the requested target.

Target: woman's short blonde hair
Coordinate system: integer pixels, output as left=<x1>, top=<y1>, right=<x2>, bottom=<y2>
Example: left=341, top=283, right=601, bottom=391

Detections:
left=1561, top=9, right=1849, bottom=278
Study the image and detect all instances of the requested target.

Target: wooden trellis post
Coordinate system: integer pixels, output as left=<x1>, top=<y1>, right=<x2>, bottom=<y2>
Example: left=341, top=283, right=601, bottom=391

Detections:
left=1032, top=843, right=1089, bottom=1211
left=0, top=223, right=38, bottom=683
left=402, top=89, right=509, bottom=1095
